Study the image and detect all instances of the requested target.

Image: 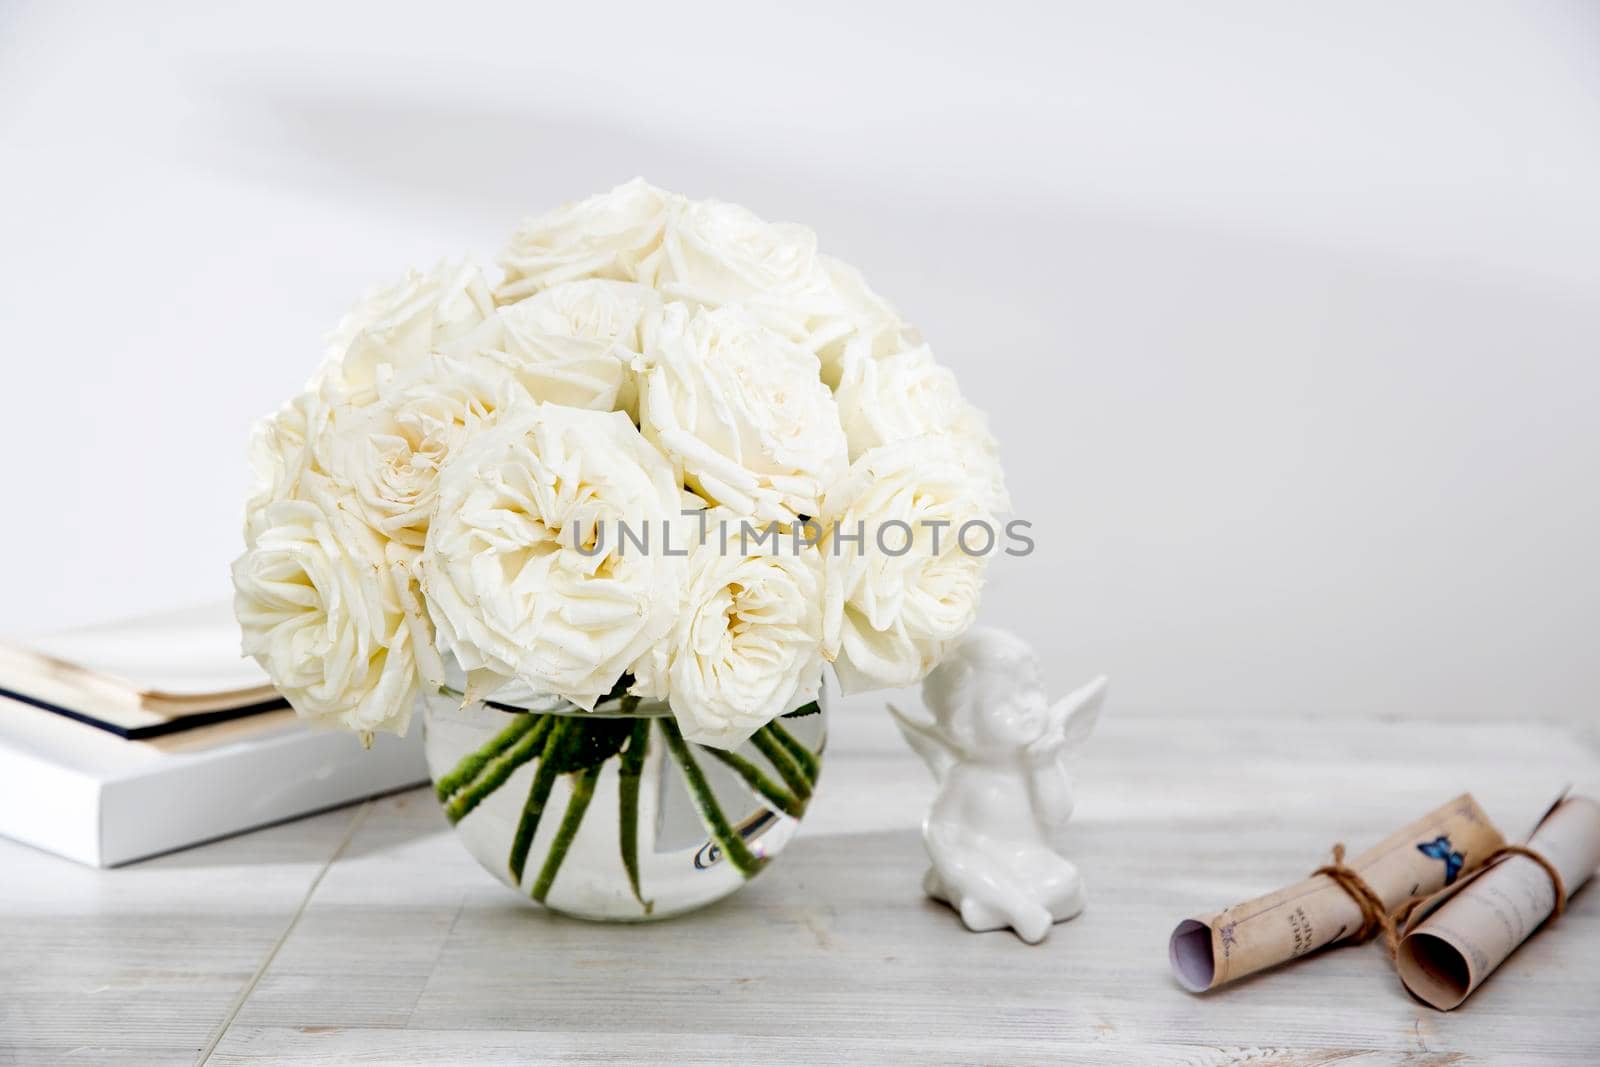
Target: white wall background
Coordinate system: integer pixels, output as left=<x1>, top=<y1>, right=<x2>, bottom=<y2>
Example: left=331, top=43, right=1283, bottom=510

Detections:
left=2, top=1, right=1596, bottom=722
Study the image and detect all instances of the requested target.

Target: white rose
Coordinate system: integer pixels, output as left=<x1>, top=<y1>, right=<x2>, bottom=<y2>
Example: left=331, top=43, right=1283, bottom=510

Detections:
left=243, top=389, right=331, bottom=546
left=832, top=343, right=1010, bottom=512
left=320, top=358, right=527, bottom=548
left=813, top=254, right=922, bottom=387
left=633, top=508, right=826, bottom=749
left=232, top=474, right=420, bottom=736
left=496, top=178, right=674, bottom=303
left=820, top=438, right=992, bottom=693
left=316, top=262, right=495, bottom=398
left=636, top=303, right=848, bottom=524
left=657, top=197, right=839, bottom=341
left=419, top=404, right=685, bottom=709
left=452, top=279, right=658, bottom=415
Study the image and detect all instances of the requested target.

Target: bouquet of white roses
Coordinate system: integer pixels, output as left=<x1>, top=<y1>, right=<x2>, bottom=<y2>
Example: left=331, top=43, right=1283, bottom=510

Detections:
left=232, top=180, right=1007, bottom=755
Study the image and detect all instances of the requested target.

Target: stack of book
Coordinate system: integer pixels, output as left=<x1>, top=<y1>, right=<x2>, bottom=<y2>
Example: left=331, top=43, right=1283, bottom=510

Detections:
left=0, top=603, right=427, bottom=866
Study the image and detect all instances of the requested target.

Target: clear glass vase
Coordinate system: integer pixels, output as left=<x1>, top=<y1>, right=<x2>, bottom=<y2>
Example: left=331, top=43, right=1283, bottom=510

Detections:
left=421, top=671, right=831, bottom=921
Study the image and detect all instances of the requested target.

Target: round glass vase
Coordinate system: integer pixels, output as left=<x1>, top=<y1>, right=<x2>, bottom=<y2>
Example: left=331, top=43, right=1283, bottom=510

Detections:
left=421, top=672, right=831, bottom=922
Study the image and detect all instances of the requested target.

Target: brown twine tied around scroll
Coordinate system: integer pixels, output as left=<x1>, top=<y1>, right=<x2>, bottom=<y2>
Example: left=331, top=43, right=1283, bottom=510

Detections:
left=1388, top=844, right=1574, bottom=940
left=1485, top=845, right=1568, bottom=918
left=1317, top=842, right=1570, bottom=961
left=1314, top=843, right=1403, bottom=956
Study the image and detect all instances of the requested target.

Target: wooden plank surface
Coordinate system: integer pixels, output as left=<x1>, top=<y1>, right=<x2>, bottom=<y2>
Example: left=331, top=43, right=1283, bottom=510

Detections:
left=2, top=701, right=1596, bottom=1066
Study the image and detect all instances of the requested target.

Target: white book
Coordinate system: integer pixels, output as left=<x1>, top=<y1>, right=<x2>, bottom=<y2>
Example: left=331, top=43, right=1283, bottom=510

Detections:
left=0, top=696, right=427, bottom=866
left=0, top=606, right=428, bottom=866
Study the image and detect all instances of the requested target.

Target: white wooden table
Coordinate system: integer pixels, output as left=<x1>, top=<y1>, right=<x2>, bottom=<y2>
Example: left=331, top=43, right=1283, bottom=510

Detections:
left=2, top=704, right=1596, bottom=1066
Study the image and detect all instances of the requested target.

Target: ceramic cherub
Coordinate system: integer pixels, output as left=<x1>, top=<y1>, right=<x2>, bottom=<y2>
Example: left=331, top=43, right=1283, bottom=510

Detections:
left=890, top=628, right=1108, bottom=944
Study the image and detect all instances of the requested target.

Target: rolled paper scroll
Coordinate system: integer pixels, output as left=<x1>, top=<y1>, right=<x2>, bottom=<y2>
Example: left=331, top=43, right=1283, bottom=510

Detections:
left=1169, top=794, right=1504, bottom=992
left=1396, top=793, right=1600, bottom=1010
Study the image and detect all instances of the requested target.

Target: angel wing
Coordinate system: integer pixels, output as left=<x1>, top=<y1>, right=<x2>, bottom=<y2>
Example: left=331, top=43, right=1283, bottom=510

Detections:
left=1045, top=675, right=1109, bottom=755
left=887, top=702, right=961, bottom=782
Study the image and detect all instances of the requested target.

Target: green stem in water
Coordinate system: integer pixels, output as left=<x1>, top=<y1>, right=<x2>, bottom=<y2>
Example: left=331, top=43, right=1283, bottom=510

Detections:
left=703, top=745, right=806, bottom=818
left=750, top=725, right=811, bottom=801
left=508, top=718, right=577, bottom=885
left=659, top=718, right=762, bottom=878
left=616, top=719, right=652, bottom=914
left=444, top=715, right=552, bottom=825
left=434, top=713, right=538, bottom=803
left=530, top=763, right=601, bottom=903
left=765, top=718, right=820, bottom=785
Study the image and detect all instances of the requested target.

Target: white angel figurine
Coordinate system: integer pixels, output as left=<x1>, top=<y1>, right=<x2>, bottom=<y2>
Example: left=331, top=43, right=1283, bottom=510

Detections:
left=890, top=628, right=1108, bottom=944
